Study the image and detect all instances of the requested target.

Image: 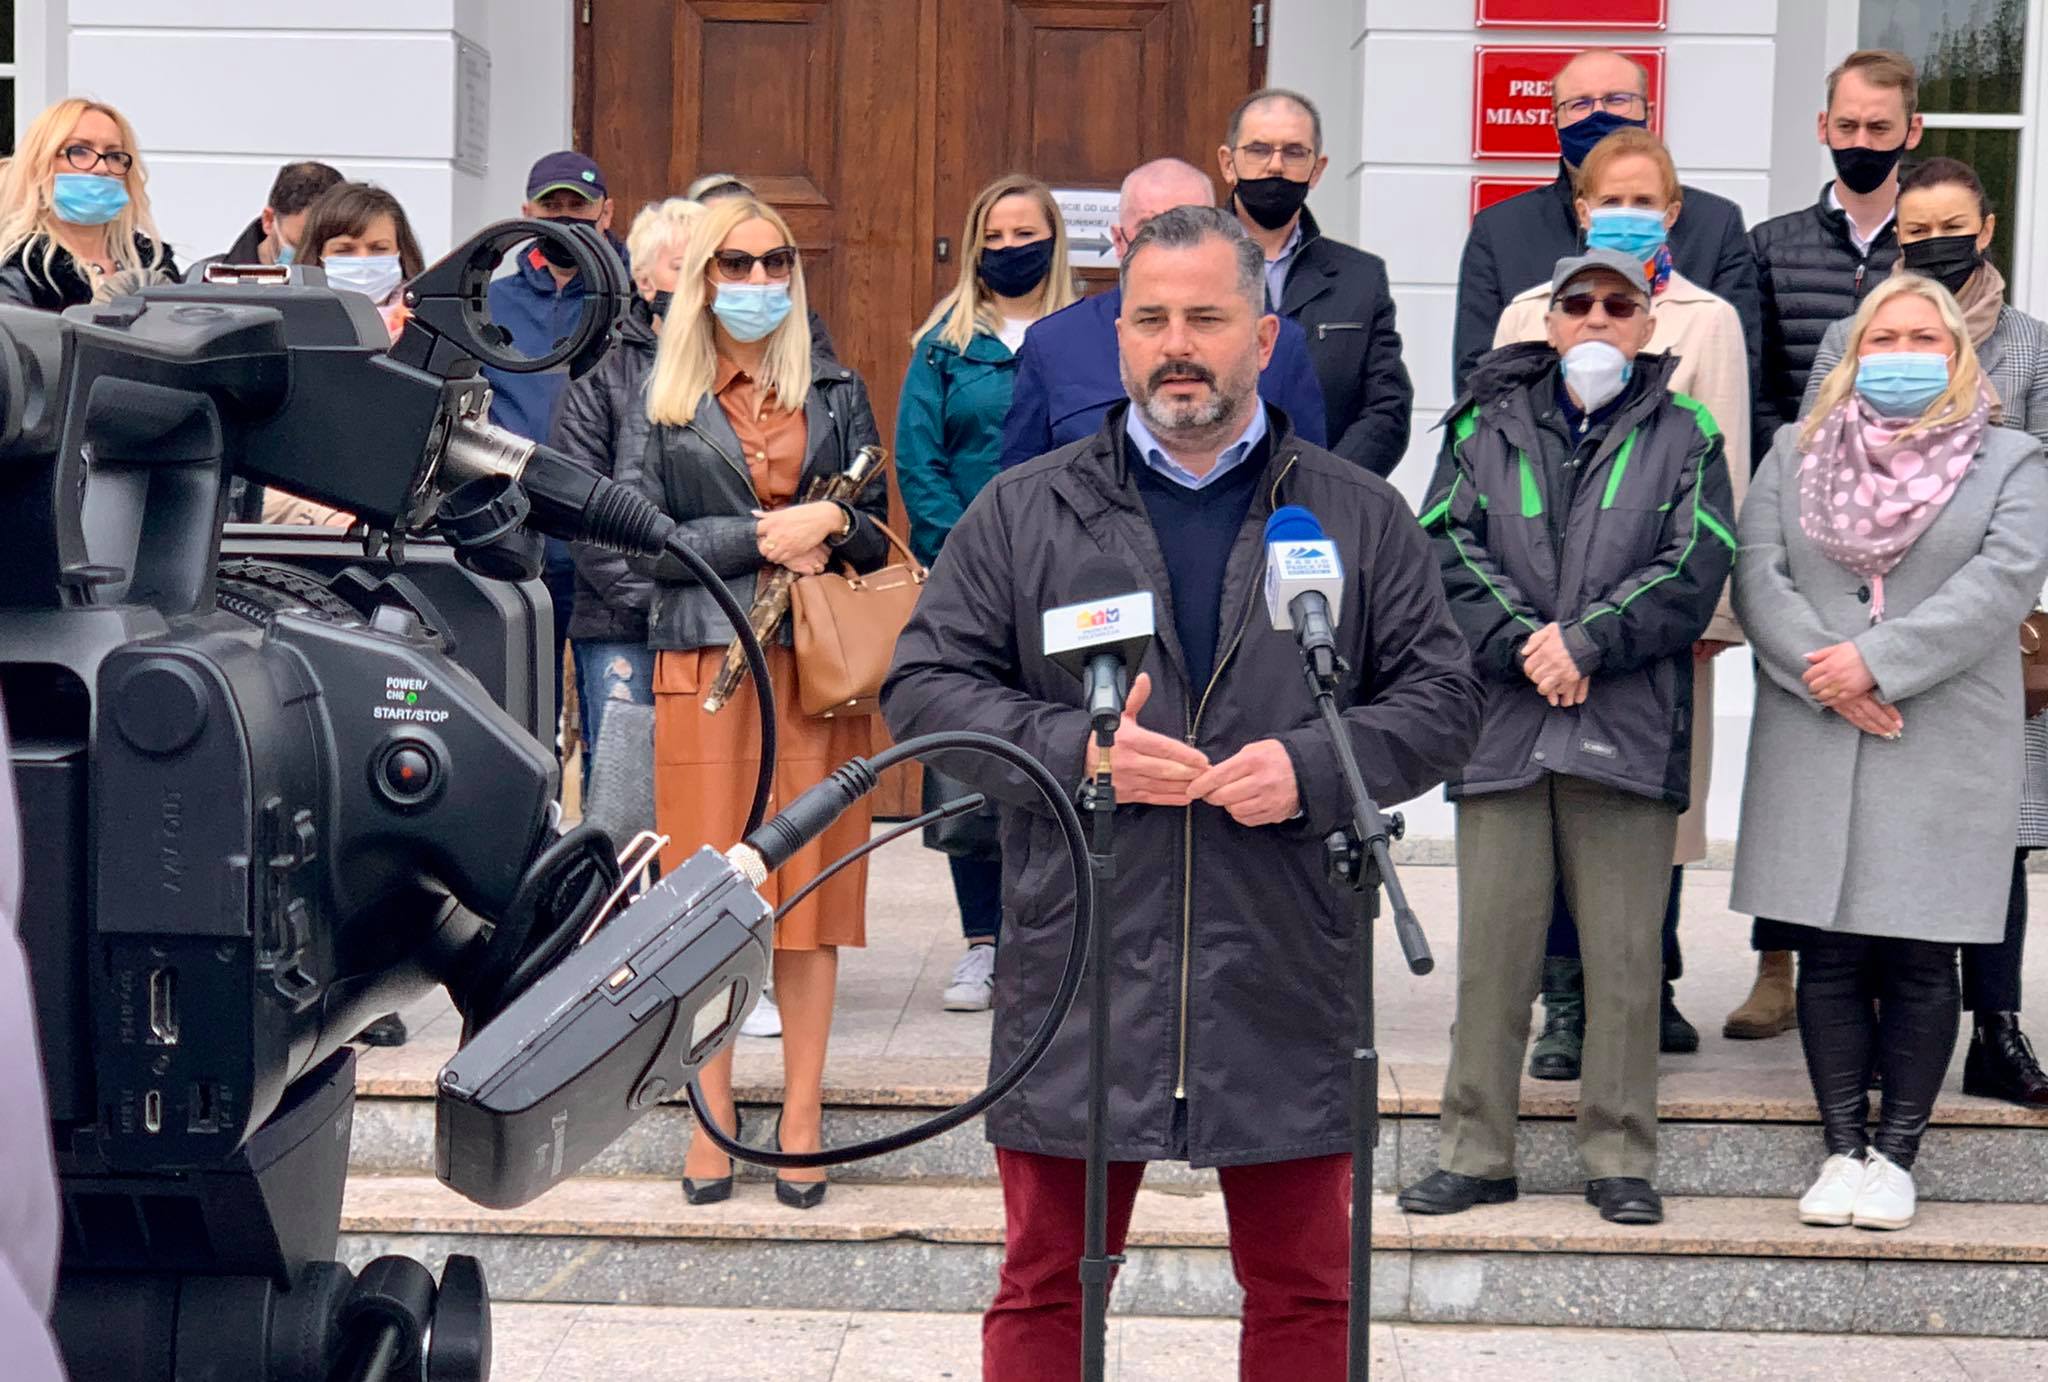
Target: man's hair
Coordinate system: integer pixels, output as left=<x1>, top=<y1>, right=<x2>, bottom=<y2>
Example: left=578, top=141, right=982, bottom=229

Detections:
left=1827, top=49, right=1919, bottom=119
left=1118, top=204, right=1263, bottom=312
left=266, top=161, right=345, bottom=218
left=1553, top=48, right=1650, bottom=103
left=1225, top=87, right=1322, bottom=154
left=687, top=172, right=754, bottom=202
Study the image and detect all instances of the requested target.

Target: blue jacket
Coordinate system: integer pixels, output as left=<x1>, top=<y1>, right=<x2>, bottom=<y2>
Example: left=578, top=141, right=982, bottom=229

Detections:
left=895, top=324, right=1017, bottom=564
left=997, top=285, right=1326, bottom=470
left=484, top=242, right=632, bottom=443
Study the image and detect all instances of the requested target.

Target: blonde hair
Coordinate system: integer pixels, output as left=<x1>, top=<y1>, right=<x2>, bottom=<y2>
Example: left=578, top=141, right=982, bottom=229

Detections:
left=0, top=98, right=164, bottom=286
left=1574, top=126, right=1680, bottom=205
left=625, top=197, right=702, bottom=290
left=646, top=197, right=812, bottom=427
left=1801, top=274, right=1988, bottom=447
left=913, top=175, right=1077, bottom=350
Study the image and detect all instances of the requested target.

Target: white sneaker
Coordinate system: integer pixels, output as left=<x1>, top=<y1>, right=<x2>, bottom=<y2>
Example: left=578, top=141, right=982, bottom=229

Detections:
left=1852, top=1149, right=1917, bottom=1231
left=740, top=990, right=782, bottom=1038
left=942, top=944, right=997, bottom=1012
left=1797, top=1153, right=1864, bottom=1226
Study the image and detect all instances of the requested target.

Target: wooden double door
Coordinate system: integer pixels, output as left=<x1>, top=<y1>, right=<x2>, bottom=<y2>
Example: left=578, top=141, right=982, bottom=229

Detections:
left=576, top=0, right=1267, bottom=440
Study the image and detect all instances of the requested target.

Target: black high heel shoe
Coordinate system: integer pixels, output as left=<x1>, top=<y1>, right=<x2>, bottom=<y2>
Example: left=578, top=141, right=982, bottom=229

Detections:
left=773, top=1128, right=827, bottom=1211
left=683, top=1110, right=742, bottom=1206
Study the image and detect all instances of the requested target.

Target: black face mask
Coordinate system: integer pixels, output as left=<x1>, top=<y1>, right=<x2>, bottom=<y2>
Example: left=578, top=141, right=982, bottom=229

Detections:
left=1232, top=175, right=1311, bottom=231
left=535, top=213, right=598, bottom=269
left=978, top=238, right=1056, bottom=298
left=1830, top=141, right=1908, bottom=196
left=1901, top=232, right=1984, bottom=295
left=649, top=288, right=674, bottom=321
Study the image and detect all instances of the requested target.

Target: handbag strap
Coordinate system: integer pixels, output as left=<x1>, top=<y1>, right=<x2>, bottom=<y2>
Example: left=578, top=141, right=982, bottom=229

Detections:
left=843, top=515, right=928, bottom=579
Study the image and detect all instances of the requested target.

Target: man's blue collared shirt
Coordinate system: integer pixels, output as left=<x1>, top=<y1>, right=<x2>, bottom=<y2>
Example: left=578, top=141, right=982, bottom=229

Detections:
left=1123, top=402, right=1270, bottom=491
left=1264, top=220, right=1305, bottom=310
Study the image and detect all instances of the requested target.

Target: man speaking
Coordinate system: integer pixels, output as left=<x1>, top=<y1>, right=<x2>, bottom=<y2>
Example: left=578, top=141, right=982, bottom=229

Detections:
left=883, top=207, right=1481, bottom=1379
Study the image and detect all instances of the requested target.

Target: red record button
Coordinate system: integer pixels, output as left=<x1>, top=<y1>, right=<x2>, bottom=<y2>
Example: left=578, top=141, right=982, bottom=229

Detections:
left=378, top=743, right=438, bottom=804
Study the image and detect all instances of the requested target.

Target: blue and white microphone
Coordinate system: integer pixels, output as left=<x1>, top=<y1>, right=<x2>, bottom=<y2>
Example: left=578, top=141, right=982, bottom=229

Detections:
left=1264, top=505, right=1343, bottom=676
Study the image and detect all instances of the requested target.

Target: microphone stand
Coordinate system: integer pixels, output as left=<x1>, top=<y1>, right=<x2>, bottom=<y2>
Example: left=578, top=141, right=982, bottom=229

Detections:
left=1075, top=723, right=1120, bottom=1382
left=1295, top=634, right=1432, bottom=1382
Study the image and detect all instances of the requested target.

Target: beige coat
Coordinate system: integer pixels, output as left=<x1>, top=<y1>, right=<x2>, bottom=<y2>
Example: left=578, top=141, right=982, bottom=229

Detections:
left=1495, top=270, right=1749, bottom=860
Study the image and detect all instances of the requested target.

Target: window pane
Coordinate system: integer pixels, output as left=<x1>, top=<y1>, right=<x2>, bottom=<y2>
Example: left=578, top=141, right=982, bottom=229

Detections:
left=1911, top=127, right=2019, bottom=279
left=1862, top=0, right=2027, bottom=114
left=0, top=78, right=14, bottom=159
left=0, top=0, right=13, bottom=64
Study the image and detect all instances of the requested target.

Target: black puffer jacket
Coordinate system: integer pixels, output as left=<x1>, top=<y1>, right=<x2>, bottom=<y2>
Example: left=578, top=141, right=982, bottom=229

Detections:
left=0, top=234, right=179, bottom=311
left=1421, top=343, right=1735, bottom=809
left=883, top=404, right=1482, bottom=1166
left=549, top=306, right=660, bottom=641
left=1750, top=186, right=1900, bottom=465
left=630, top=357, right=888, bottom=651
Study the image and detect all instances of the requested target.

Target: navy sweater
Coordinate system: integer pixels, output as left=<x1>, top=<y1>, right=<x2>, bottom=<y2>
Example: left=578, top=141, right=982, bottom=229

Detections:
left=1127, top=435, right=1268, bottom=691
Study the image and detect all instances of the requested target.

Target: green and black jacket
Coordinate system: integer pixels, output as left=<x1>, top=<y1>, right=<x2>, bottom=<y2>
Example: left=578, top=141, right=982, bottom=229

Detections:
left=1419, top=341, right=1736, bottom=808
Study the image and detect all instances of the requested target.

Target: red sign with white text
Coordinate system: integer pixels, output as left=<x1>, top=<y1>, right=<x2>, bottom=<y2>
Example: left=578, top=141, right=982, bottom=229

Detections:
left=1471, top=177, right=1552, bottom=220
left=1472, top=46, right=1665, bottom=161
left=1475, top=0, right=1666, bottom=29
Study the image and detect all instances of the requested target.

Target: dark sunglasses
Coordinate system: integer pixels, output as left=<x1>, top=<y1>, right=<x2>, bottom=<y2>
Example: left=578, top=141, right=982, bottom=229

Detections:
left=710, top=247, right=798, bottom=282
left=61, top=144, right=133, bottom=175
left=1557, top=292, right=1644, bottom=320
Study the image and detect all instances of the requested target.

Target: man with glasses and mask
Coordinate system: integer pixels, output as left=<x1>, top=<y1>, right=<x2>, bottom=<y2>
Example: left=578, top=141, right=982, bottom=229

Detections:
left=1218, top=88, right=1413, bottom=477
left=1453, top=49, right=1759, bottom=395
left=1403, top=248, right=1734, bottom=1228
left=1730, top=49, right=1922, bottom=1045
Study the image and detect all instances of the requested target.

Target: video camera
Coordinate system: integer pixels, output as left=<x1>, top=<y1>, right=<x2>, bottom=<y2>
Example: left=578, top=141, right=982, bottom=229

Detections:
left=0, top=220, right=789, bottom=1382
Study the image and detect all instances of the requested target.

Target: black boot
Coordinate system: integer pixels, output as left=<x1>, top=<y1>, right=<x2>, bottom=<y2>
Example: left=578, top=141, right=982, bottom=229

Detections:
left=1963, top=1013, right=2048, bottom=1107
left=1660, top=981, right=1699, bottom=1054
left=1528, top=957, right=1584, bottom=1081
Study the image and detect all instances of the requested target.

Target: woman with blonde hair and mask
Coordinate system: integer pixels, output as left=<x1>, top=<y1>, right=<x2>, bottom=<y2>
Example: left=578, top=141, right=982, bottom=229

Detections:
left=1734, top=272, right=2048, bottom=1232
left=896, top=173, right=1075, bottom=1012
left=631, top=195, right=889, bottom=1211
left=0, top=97, right=176, bottom=309
left=1494, top=126, right=1749, bottom=1071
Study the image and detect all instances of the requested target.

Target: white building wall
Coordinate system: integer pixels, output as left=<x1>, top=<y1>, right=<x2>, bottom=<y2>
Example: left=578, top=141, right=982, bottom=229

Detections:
left=44, top=0, right=569, bottom=266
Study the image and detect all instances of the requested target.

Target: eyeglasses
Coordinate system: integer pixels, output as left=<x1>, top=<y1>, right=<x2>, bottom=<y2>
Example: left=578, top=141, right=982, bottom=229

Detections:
left=61, top=144, right=133, bottom=175
left=1234, top=141, right=1317, bottom=173
left=1557, top=292, right=1644, bottom=320
left=1555, top=91, right=1648, bottom=121
left=710, top=247, right=798, bottom=282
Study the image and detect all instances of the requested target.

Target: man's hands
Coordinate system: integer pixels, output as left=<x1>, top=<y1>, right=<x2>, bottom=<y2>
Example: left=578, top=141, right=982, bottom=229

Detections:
left=1100, top=673, right=1302, bottom=825
left=1520, top=622, right=1589, bottom=707
left=1105, top=673, right=1211, bottom=806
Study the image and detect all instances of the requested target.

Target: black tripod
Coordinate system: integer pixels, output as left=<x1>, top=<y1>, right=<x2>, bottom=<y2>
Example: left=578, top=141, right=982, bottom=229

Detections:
left=1076, top=734, right=1122, bottom=1382
left=1296, top=638, right=1433, bottom=1382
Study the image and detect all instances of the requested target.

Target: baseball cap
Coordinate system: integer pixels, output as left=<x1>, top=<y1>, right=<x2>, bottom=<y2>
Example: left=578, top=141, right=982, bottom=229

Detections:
left=526, top=151, right=606, bottom=202
left=1549, top=248, right=1652, bottom=306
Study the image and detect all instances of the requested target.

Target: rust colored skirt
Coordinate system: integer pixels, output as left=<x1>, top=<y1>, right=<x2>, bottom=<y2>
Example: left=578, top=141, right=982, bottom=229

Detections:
left=653, top=645, right=871, bottom=950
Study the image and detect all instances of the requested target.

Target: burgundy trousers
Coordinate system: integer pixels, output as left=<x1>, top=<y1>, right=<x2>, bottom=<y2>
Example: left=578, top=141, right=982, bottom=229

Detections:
left=983, top=1147, right=1352, bottom=1381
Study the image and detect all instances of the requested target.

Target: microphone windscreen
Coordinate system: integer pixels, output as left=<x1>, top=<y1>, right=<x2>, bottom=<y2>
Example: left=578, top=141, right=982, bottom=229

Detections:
left=1070, top=552, right=1143, bottom=603
left=1264, top=504, right=1325, bottom=545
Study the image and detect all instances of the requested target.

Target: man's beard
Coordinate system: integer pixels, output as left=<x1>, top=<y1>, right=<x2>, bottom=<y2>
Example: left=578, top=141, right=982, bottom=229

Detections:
left=1127, top=358, right=1256, bottom=439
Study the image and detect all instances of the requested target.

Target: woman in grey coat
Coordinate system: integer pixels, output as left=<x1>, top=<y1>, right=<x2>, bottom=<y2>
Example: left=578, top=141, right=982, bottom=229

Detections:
left=1735, top=273, right=2048, bottom=1232
left=1799, top=158, right=2048, bottom=1106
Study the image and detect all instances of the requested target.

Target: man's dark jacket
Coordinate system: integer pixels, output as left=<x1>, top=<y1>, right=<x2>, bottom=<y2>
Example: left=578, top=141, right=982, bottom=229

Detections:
left=1278, top=207, right=1413, bottom=477
left=997, top=287, right=1326, bottom=469
left=1453, top=166, right=1760, bottom=394
left=184, top=216, right=268, bottom=281
left=1420, top=342, right=1735, bottom=809
left=630, top=356, right=887, bottom=652
left=548, top=305, right=659, bottom=641
left=884, top=404, right=1482, bottom=1166
left=1749, top=184, right=1900, bottom=467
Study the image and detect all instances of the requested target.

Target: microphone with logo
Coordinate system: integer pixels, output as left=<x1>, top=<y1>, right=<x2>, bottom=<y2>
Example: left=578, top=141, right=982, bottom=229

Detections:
left=1263, top=505, right=1433, bottom=1382
left=1038, top=552, right=1155, bottom=1380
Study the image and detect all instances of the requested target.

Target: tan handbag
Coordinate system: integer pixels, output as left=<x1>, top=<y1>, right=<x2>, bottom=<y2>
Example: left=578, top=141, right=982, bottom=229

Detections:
left=2023, top=610, right=2048, bottom=720
left=789, top=519, right=928, bottom=718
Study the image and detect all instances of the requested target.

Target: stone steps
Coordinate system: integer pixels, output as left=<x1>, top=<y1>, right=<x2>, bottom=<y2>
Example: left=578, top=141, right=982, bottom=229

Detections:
left=337, top=1173, right=2048, bottom=1336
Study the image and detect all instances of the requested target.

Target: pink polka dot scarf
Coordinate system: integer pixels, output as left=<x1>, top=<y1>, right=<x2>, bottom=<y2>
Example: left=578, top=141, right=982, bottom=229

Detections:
left=1796, top=388, right=1992, bottom=622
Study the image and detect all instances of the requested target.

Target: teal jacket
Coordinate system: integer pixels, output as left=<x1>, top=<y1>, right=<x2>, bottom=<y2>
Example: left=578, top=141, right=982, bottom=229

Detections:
left=895, top=323, right=1018, bottom=564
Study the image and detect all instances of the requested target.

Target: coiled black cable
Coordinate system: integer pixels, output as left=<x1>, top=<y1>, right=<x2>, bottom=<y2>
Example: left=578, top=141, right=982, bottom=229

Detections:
left=655, top=527, right=776, bottom=838
left=686, top=730, right=1091, bottom=1170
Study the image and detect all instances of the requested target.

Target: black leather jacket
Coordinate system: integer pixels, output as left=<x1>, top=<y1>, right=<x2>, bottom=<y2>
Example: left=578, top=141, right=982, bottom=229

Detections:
left=630, top=357, right=888, bottom=651
left=1750, top=185, right=1900, bottom=465
left=549, top=307, right=659, bottom=641
left=0, top=234, right=178, bottom=311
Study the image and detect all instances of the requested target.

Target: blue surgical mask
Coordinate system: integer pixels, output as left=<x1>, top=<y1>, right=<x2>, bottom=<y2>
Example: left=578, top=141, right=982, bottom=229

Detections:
left=276, top=242, right=296, bottom=266
left=52, top=172, right=130, bottom=226
left=711, top=282, right=793, bottom=343
left=323, top=254, right=405, bottom=305
left=1558, top=110, right=1648, bottom=168
left=1585, top=207, right=1668, bottom=260
left=1855, top=352, right=1952, bottom=417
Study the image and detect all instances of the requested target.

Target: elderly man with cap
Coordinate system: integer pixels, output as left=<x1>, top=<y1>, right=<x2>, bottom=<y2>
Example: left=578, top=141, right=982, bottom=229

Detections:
left=1400, top=248, right=1736, bottom=1226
